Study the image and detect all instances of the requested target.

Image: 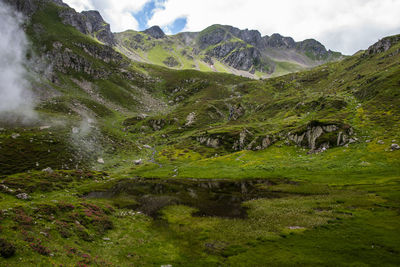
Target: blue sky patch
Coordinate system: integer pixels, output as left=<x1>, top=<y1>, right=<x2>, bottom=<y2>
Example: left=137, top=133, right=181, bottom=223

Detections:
left=163, top=17, right=188, bottom=34
left=133, top=0, right=166, bottom=31
left=132, top=0, right=187, bottom=34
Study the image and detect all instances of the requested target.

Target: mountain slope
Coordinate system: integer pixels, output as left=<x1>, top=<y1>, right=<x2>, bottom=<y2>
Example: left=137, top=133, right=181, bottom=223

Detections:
left=0, top=0, right=399, bottom=266
left=116, top=24, right=343, bottom=78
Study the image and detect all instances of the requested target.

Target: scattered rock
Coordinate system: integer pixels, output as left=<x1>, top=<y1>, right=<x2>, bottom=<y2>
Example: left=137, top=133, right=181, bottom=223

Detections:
left=348, top=138, right=357, bottom=144
left=197, top=136, right=220, bottom=148
left=39, top=126, right=51, bottom=130
left=228, top=104, right=245, bottom=120
left=11, top=133, right=20, bottom=139
left=97, top=158, right=105, bottom=164
left=42, top=167, right=54, bottom=173
left=143, top=145, right=152, bottom=149
left=365, top=140, right=371, bottom=143
left=163, top=56, right=179, bottom=67
left=377, top=140, right=385, bottom=144
left=185, top=112, right=196, bottom=126
left=72, top=127, right=79, bottom=134
left=16, top=193, right=30, bottom=200
left=288, top=226, right=305, bottom=230
left=0, top=184, right=14, bottom=193
left=390, top=144, right=400, bottom=151
left=149, top=119, right=165, bottom=131
left=133, top=159, right=143, bottom=165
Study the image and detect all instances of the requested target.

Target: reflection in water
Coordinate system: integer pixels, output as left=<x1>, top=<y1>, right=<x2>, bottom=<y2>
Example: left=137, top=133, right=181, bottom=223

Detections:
left=87, top=178, right=286, bottom=218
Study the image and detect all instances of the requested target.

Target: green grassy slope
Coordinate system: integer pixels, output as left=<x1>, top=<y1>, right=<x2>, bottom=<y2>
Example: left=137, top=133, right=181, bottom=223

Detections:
left=0, top=1, right=399, bottom=265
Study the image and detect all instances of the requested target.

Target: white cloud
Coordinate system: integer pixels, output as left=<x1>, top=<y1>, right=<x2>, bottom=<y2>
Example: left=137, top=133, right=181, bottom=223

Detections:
left=64, top=0, right=400, bottom=54
left=0, top=2, right=36, bottom=121
left=63, top=0, right=152, bottom=32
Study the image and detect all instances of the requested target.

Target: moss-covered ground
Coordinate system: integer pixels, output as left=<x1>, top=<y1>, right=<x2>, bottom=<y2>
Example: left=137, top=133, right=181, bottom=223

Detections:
left=0, top=3, right=399, bottom=265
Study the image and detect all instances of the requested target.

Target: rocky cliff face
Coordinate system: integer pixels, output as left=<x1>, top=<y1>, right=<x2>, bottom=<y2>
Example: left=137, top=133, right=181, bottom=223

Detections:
left=5, top=0, right=115, bottom=46
left=193, top=25, right=342, bottom=73
left=143, top=26, right=166, bottom=39
left=58, top=9, right=115, bottom=46
left=364, top=35, right=400, bottom=56
left=264, top=33, right=296, bottom=49
left=295, top=39, right=335, bottom=60
left=46, top=41, right=123, bottom=79
left=196, top=121, right=355, bottom=154
left=4, top=0, right=67, bottom=16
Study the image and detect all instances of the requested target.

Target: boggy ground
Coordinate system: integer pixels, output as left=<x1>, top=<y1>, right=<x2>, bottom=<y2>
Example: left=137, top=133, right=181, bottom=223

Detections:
left=0, top=153, right=399, bottom=266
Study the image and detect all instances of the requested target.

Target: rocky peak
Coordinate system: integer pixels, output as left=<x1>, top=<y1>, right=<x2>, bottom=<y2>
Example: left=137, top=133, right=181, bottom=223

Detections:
left=218, top=25, right=263, bottom=47
left=364, top=34, right=400, bottom=56
left=81, top=10, right=115, bottom=45
left=143, top=26, right=165, bottom=39
left=237, top=29, right=263, bottom=47
left=4, top=0, right=67, bottom=17
left=6, top=0, right=116, bottom=46
left=59, top=7, right=115, bottom=46
left=295, top=39, right=329, bottom=59
left=264, top=33, right=296, bottom=49
left=81, top=10, right=105, bottom=30
left=198, top=25, right=229, bottom=49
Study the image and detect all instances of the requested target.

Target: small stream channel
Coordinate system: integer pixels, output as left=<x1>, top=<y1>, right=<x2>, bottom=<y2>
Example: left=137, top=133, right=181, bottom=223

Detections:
left=87, top=178, right=288, bottom=219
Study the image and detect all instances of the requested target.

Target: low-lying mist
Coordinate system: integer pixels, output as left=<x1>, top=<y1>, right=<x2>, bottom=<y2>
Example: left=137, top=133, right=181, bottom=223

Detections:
left=0, top=1, right=36, bottom=124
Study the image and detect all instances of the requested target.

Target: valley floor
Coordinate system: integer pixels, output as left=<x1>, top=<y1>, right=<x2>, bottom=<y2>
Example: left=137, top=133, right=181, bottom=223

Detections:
left=1, top=143, right=399, bottom=266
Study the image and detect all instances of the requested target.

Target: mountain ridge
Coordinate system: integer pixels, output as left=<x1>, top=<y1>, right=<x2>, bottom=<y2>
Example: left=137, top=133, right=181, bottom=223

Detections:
left=0, top=0, right=399, bottom=265
left=117, top=23, right=344, bottom=78
left=6, top=0, right=342, bottom=78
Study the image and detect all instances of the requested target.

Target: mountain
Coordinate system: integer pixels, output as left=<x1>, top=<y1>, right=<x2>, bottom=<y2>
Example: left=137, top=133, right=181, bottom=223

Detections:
left=11, top=0, right=343, bottom=78
left=0, top=0, right=399, bottom=266
left=116, top=24, right=343, bottom=78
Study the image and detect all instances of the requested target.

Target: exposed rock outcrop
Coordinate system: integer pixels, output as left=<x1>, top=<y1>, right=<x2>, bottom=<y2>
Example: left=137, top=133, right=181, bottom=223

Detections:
left=196, top=129, right=276, bottom=152
left=185, top=112, right=196, bottom=126
left=47, top=41, right=122, bottom=78
left=148, top=119, right=166, bottom=131
left=4, top=0, right=67, bottom=17
left=224, top=46, right=261, bottom=71
left=196, top=136, right=221, bottom=148
left=295, top=39, right=333, bottom=60
left=288, top=122, right=354, bottom=153
left=264, top=33, right=296, bottom=49
left=143, top=26, right=165, bottom=39
left=81, top=11, right=115, bottom=45
left=163, top=56, right=179, bottom=67
left=6, top=0, right=116, bottom=46
left=58, top=8, right=116, bottom=46
left=233, top=129, right=253, bottom=151
left=228, top=104, right=245, bottom=121
left=196, top=122, right=353, bottom=154
left=364, top=35, right=400, bottom=56
left=194, top=25, right=342, bottom=73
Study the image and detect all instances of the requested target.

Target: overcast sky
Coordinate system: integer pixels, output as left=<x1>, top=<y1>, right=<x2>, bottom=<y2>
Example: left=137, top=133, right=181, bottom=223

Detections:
left=63, top=0, right=400, bottom=55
